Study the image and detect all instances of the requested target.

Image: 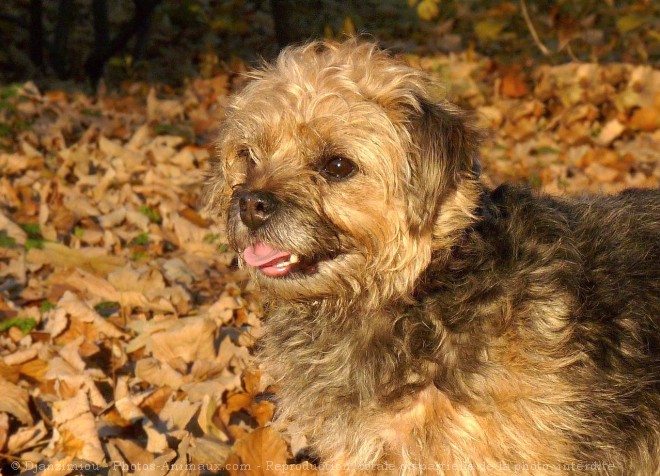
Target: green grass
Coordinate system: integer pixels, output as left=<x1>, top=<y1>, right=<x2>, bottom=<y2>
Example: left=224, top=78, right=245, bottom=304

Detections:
left=0, top=230, right=17, bottom=248
left=40, top=301, right=56, bottom=312
left=130, top=232, right=150, bottom=247
left=131, top=251, right=148, bottom=261
left=25, top=238, right=45, bottom=251
left=0, top=317, right=37, bottom=334
left=139, top=205, right=162, bottom=224
left=534, top=146, right=560, bottom=155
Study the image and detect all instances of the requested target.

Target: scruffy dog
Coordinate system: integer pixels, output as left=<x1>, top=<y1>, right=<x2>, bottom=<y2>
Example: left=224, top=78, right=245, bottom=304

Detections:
left=202, top=40, right=660, bottom=475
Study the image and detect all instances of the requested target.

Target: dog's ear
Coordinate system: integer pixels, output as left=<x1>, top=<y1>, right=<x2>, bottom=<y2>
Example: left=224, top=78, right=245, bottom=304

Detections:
left=200, top=156, right=227, bottom=220
left=199, top=132, right=234, bottom=221
left=404, top=97, right=481, bottom=233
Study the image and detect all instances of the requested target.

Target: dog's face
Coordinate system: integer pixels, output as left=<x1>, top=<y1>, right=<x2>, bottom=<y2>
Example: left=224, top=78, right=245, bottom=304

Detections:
left=203, top=41, right=480, bottom=301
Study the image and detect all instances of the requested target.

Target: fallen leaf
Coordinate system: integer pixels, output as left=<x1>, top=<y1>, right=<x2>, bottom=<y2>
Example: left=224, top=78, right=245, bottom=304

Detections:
left=629, top=107, right=659, bottom=132
left=616, top=14, right=648, bottom=34
left=135, top=357, right=185, bottom=389
left=27, top=242, right=125, bottom=274
left=50, top=391, right=105, bottom=463
left=0, top=378, right=33, bottom=424
left=597, top=119, right=626, bottom=146
left=501, top=70, right=528, bottom=98
left=417, top=0, right=440, bottom=21
left=474, top=19, right=508, bottom=42
left=227, top=426, right=289, bottom=476
left=8, top=420, right=48, bottom=453
left=149, top=317, right=217, bottom=364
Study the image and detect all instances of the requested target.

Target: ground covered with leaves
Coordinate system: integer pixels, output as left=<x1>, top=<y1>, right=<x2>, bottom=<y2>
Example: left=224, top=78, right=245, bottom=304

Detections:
left=1, top=48, right=659, bottom=476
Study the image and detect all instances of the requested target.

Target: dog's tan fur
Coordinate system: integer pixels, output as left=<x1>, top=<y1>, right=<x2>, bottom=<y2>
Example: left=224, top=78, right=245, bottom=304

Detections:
left=203, top=40, right=660, bottom=475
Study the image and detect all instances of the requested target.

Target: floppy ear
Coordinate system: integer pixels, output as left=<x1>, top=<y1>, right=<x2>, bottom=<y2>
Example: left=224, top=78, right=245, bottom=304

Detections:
left=404, top=97, right=481, bottom=233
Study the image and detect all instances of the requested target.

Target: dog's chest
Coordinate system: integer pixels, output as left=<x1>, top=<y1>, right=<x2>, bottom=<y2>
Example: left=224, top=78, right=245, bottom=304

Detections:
left=265, top=308, right=576, bottom=473
left=345, top=386, right=577, bottom=475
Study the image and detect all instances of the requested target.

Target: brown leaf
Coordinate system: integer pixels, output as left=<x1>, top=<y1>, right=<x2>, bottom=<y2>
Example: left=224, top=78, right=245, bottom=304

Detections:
left=148, top=317, right=217, bottom=364
left=226, top=392, right=253, bottom=415
left=188, top=436, right=231, bottom=467
left=147, top=88, right=185, bottom=122
left=228, top=427, right=289, bottom=476
left=19, top=358, right=50, bottom=382
left=629, top=107, right=659, bottom=132
left=252, top=401, right=276, bottom=427
left=108, top=437, right=155, bottom=467
left=27, top=242, right=125, bottom=274
left=0, top=378, right=33, bottom=425
left=50, top=391, right=105, bottom=463
left=501, top=70, right=529, bottom=98
left=0, top=361, right=20, bottom=382
left=159, top=398, right=201, bottom=432
left=596, top=119, right=626, bottom=146
left=135, top=358, right=185, bottom=389
left=8, top=420, right=48, bottom=454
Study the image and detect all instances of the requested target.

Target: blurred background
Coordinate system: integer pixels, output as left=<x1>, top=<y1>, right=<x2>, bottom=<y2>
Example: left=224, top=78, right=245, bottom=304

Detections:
left=1, top=0, right=658, bottom=89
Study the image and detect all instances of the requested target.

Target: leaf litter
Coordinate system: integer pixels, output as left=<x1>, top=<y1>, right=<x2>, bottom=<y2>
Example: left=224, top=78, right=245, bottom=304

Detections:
left=0, top=51, right=659, bottom=475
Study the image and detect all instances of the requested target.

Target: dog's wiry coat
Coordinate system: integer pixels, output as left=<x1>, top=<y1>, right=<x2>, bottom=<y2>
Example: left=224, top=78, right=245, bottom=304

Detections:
left=202, top=40, right=660, bottom=475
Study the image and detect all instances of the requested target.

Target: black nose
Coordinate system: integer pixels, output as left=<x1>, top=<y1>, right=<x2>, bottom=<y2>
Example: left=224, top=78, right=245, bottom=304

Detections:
left=238, top=190, right=279, bottom=230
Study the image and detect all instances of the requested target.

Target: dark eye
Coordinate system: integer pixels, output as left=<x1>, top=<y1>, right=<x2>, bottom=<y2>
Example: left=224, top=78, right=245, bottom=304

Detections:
left=320, top=156, right=356, bottom=181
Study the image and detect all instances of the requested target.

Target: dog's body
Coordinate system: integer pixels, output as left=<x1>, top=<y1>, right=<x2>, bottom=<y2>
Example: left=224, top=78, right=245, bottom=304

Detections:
left=203, top=41, right=660, bottom=474
left=263, top=186, right=660, bottom=475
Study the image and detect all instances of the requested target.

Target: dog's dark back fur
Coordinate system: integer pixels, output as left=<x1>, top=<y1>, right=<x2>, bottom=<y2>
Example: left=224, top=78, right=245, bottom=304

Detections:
left=424, top=186, right=660, bottom=465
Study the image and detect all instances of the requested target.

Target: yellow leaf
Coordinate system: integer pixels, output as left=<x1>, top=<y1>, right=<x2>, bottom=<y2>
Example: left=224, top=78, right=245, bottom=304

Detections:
left=341, top=17, right=356, bottom=36
left=417, top=0, right=440, bottom=21
left=616, top=15, right=647, bottom=34
left=408, top=0, right=418, bottom=7
left=474, top=19, right=508, bottom=42
left=323, top=24, right=334, bottom=39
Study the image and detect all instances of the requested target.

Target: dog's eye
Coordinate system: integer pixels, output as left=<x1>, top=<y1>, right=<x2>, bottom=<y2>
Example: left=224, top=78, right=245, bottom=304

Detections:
left=320, top=156, right=356, bottom=181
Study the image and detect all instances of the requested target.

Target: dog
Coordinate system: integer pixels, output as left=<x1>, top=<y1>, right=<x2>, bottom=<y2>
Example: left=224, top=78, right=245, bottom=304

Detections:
left=202, top=40, right=660, bottom=475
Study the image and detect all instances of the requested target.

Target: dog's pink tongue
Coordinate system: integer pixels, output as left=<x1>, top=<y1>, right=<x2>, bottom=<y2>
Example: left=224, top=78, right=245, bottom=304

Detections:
left=243, top=243, right=290, bottom=267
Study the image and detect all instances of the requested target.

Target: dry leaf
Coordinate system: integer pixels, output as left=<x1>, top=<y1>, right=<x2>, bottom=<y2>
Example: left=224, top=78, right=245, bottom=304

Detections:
left=27, top=242, right=125, bottom=274
left=0, top=378, right=33, bottom=424
left=629, top=107, right=659, bottom=132
left=228, top=427, right=289, bottom=476
left=501, top=71, right=528, bottom=98
left=597, top=119, right=626, bottom=146
left=50, top=391, right=105, bottom=463
left=474, top=19, right=507, bottom=42
left=135, top=357, right=186, bottom=389
left=417, top=0, right=440, bottom=21
left=148, top=317, right=217, bottom=364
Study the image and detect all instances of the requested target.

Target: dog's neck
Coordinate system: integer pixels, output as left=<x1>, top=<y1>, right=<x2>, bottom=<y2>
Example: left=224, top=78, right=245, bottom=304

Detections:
left=261, top=182, right=501, bottom=411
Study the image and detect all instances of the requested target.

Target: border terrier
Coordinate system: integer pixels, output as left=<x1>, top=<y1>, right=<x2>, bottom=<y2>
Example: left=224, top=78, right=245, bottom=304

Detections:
left=202, top=40, right=660, bottom=474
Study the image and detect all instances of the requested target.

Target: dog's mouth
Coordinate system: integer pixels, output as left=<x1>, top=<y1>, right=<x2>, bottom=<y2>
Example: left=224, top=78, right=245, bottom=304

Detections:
left=243, top=242, right=319, bottom=278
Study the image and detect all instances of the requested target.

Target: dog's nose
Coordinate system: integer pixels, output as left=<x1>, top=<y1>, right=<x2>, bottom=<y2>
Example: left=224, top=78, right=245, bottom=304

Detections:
left=239, top=190, right=279, bottom=230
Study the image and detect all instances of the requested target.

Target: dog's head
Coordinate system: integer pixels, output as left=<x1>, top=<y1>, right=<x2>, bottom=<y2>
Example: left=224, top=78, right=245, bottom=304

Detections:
left=202, top=40, right=481, bottom=302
